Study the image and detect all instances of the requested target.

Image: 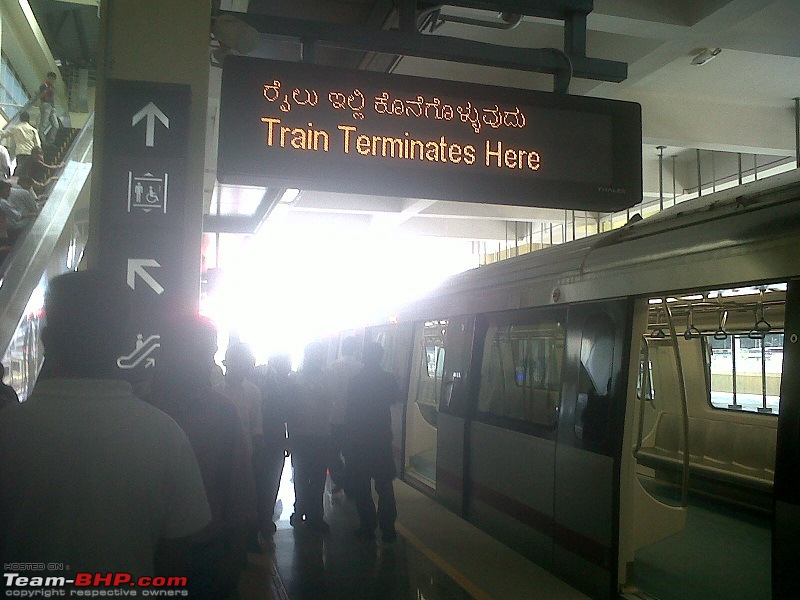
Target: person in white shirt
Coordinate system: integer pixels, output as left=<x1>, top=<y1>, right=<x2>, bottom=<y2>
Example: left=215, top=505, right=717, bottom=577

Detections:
left=0, top=144, right=11, bottom=179
left=327, top=336, right=362, bottom=494
left=0, top=111, right=41, bottom=177
left=0, top=271, right=211, bottom=581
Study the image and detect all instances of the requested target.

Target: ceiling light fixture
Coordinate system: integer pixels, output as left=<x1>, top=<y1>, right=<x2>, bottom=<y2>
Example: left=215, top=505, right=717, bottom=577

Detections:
left=432, top=11, right=522, bottom=31
left=691, top=47, right=722, bottom=66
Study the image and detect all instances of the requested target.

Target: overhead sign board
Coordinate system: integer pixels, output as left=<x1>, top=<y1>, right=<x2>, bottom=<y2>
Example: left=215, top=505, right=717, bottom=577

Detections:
left=218, top=57, right=642, bottom=211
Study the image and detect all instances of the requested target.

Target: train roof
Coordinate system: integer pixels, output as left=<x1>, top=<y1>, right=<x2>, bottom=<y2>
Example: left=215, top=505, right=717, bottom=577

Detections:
left=391, top=169, right=800, bottom=323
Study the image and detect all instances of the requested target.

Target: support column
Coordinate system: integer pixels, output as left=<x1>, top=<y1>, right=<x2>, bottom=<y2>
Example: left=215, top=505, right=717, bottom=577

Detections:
left=89, top=0, right=211, bottom=380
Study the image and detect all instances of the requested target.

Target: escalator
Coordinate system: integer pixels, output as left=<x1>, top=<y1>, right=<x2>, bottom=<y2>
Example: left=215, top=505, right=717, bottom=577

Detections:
left=0, top=115, right=94, bottom=400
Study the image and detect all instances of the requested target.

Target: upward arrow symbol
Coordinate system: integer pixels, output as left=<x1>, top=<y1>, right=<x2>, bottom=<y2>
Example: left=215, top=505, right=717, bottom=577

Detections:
left=132, top=102, right=170, bottom=147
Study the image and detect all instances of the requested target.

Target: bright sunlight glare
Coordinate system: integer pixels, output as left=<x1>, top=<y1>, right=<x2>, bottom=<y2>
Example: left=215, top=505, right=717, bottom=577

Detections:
left=202, top=222, right=477, bottom=368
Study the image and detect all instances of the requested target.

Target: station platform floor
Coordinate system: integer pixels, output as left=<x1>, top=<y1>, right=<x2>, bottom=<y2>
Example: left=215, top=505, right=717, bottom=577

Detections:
left=238, top=460, right=589, bottom=600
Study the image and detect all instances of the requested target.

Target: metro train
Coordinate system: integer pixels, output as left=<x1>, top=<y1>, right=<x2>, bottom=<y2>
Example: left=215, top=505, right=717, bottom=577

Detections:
left=336, top=169, right=800, bottom=600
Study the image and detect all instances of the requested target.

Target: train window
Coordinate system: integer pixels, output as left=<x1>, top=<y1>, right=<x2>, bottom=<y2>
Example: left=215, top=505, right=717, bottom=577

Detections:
left=477, top=315, right=565, bottom=427
left=574, top=314, right=616, bottom=448
left=427, top=346, right=446, bottom=380
left=412, top=321, right=447, bottom=427
left=705, top=333, right=783, bottom=414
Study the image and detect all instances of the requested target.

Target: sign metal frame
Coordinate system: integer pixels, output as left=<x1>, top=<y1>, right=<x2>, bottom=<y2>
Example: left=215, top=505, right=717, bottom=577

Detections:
left=218, top=57, right=642, bottom=212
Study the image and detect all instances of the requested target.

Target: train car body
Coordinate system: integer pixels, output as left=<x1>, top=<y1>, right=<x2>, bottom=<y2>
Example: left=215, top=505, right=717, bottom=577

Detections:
left=336, top=169, right=800, bottom=600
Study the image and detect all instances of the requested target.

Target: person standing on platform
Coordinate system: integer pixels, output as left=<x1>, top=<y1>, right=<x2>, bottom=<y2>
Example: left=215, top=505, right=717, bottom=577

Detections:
left=345, top=341, right=401, bottom=543
left=216, top=341, right=263, bottom=458
left=253, top=353, right=293, bottom=538
left=0, top=271, right=211, bottom=580
left=38, top=71, right=59, bottom=145
left=1, top=112, right=41, bottom=177
left=215, top=341, right=263, bottom=550
left=287, top=341, right=333, bottom=533
left=147, top=315, right=256, bottom=599
left=327, top=336, right=362, bottom=495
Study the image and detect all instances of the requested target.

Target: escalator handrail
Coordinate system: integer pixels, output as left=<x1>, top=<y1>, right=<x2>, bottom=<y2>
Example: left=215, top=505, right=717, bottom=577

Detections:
left=1, top=90, right=45, bottom=133
left=0, top=114, right=94, bottom=276
left=0, top=115, right=94, bottom=358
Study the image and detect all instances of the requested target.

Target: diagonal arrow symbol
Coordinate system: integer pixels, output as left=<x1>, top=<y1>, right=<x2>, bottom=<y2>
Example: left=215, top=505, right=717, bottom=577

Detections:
left=131, top=102, right=170, bottom=147
left=127, top=258, right=164, bottom=295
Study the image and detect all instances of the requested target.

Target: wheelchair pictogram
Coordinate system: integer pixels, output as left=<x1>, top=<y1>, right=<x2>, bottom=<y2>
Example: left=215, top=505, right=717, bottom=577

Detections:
left=128, top=172, right=168, bottom=214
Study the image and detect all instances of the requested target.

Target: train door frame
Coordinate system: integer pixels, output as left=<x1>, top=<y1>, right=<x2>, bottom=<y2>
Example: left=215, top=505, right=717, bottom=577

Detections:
left=617, top=298, right=688, bottom=592
left=403, top=320, right=447, bottom=492
left=773, top=278, right=800, bottom=599
left=554, top=298, right=634, bottom=599
left=434, top=314, right=477, bottom=516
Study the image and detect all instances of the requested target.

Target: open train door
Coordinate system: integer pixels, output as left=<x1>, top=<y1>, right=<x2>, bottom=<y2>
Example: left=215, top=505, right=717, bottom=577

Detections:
left=773, top=278, right=800, bottom=599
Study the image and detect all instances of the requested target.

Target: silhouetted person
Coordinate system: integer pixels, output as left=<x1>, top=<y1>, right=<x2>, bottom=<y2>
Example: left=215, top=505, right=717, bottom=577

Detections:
left=0, top=271, right=211, bottom=579
left=345, top=341, right=401, bottom=542
left=217, top=341, right=263, bottom=458
left=216, top=341, right=263, bottom=551
left=253, top=353, right=293, bottom=537
left=287, top=341, right=332, bottom=533
left=327, top=336, right=362, bottom=494
left=147, top=314, right=256, bottom=599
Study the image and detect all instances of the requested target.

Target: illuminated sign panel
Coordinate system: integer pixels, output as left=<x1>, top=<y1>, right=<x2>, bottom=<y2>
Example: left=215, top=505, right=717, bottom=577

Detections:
left=218, top=57, right=642, bottom=211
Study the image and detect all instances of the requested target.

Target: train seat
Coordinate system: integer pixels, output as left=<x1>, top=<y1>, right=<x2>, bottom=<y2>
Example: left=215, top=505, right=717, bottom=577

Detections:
left=701, top=420, right=735, bottom=466
left=731, top=426, right=776, bottom=486
left=687, top=418, right=707, bottom=462
left=636, top=412, right=776, bottom=493
left=652, top=411, right=680, bottom=456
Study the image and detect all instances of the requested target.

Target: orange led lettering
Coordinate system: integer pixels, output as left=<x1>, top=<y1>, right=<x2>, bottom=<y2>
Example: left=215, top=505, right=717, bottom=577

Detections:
left=261, top=117, right=281, bottom=146
left=356, top=135, right=372, bottom=155
left=381, top=136, right=404, bottom=158
left=448, top=143, right=462, bottom=164
left=262, top=118, right=328, bottom=152
left=486, top=140, right=502, bottom=166
left=409, top=139, right=424, bottom=160
left=338, top=125, right=357, bottom=153
left=463, top=145, right=476, bottom=165
left=485, top=140, right=541, bottom=170
left=424, top=141, right=439, bottom=162
left=504, top=149, right=518, bottom=169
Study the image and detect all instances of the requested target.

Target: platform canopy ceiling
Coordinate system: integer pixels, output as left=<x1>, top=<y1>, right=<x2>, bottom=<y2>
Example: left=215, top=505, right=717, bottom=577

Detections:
left=30, top=0, right=800, bottom=242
